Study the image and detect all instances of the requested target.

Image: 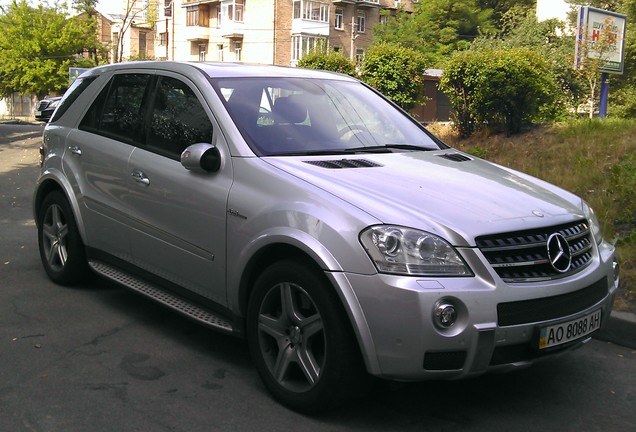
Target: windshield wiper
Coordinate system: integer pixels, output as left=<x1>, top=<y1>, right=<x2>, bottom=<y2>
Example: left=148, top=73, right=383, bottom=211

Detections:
left=269, top=144, right=436, bottom=157
left=345, top=144, right=435, bottom=153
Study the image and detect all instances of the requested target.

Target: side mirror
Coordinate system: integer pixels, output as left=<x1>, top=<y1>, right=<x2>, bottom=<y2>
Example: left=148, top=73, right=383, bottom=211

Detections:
left=181, top=143, right=221, bottom=173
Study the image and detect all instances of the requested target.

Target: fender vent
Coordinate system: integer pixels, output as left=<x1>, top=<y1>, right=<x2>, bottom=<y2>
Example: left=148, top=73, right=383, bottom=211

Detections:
left=438, top=153, right=472, bottom=162
left=304, top=159, right=382, bottom=169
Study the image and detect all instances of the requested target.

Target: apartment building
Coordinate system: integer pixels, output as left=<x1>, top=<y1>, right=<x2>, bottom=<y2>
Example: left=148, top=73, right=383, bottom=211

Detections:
left=150, top=0, right=415, bottom=66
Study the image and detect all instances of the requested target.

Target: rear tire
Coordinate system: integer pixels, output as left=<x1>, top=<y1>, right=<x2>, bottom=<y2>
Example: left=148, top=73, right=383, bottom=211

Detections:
left=246, top=259, right=368, bottom=413
left=38, top=191, right=90, bottom=285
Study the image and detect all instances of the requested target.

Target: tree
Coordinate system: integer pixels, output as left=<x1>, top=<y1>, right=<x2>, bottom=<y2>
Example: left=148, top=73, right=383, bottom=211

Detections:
left=297, top=48, right=356, bottom=76
left=373, top=0, right=496, bottom=67
left=471, top=11, right=586, bottom=113
left=440, top=48, right=563, bottom=136
left=72, top=0, right=108, bottom=66
left=360, top=43, right=430, bottom=111
left=113, top=1, right=155, bottom=63
left=0, top=0, right=97, bottom=99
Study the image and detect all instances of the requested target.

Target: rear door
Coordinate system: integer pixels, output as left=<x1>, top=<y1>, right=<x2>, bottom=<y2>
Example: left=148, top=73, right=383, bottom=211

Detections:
left=64, top=72, right=153, bottom=261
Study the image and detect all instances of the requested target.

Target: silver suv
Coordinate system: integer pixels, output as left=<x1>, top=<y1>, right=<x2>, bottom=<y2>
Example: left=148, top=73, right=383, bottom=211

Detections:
left=34, top=62, right=619, bottom=412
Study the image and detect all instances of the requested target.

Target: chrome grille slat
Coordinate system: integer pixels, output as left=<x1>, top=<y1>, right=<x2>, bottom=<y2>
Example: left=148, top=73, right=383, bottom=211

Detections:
left=475, top=220, right=594, bottom=282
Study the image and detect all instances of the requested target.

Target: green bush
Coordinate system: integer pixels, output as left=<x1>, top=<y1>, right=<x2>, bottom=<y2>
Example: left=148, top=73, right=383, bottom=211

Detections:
left=360, top=42, right=430, bottom=111
left=297, top=49, right=356, bottom=76
left=440, top=48, right=564, bottom=137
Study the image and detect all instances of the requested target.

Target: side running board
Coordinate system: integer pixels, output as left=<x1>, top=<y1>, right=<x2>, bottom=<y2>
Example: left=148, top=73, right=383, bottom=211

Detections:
left=88, top=260, right=234, bottom=334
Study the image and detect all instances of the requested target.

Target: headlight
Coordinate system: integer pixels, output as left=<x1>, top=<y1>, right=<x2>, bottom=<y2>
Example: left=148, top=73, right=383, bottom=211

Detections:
left=360, top=226, right=472, bottom=276
left=583, top=202, right=603, bottom=244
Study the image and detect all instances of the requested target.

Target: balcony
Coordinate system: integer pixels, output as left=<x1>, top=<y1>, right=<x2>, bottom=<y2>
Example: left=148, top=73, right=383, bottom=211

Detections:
left=182, top=0, right=219, bottom=5
left=184, top=25, right=211, bottom=41
left=292, top=19, right=330, bottom=36
left=211, top=21, right=245, bottom=39
left=355, top=0, right=380, bottom=7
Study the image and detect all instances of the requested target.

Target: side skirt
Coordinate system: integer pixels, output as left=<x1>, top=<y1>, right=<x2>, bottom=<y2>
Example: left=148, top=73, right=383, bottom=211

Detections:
left=88, top=260, right=237, bottom=335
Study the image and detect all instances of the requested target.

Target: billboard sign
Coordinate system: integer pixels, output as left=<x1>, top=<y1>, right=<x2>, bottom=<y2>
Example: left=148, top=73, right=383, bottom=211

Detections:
left=575, top=6, right=627, bottom=74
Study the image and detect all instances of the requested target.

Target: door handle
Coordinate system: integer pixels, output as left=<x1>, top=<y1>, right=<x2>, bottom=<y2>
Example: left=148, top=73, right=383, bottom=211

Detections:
left=68, top=145, right=82, bottom=156
left=130, top=169, right=150, bottom=186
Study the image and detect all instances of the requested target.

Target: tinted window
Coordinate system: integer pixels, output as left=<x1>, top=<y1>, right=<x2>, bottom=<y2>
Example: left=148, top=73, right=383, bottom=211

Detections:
left=146, top=76, right=213, bottom=158
left=50, top=76, right=96, bottom=123
left=80, top=74, right=151, bottom=145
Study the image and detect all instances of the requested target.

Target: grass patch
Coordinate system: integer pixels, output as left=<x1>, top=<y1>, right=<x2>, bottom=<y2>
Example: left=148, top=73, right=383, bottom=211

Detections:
left=428, top=119, right=636, bottom=313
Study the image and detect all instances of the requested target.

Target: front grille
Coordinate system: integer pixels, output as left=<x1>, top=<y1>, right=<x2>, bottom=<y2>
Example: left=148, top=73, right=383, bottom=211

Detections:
left=497, top=278, right=607, bottom=326
left=36, top=100, right=50, bottom=110
left=475, top=220, right=593, bottom=282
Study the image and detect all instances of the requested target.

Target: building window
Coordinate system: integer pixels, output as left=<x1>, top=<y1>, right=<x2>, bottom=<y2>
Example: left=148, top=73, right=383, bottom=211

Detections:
left=356, top=12, right=366, bottom=33
left=291, top=34, right=326, bottom=62
left=187, top=4, right=210, bottom=26
left=139, top=32, right=147, bottom=56
left=159, top=32, right=167, bottom=46
left=335, top=8, right=343, bottom=29
left=217, top=44, right=224, bottom=61
left=394, top=0, right=401, bottom=8
left=292, top=0, right=329, bottom=23
left=379, top=15, right=387, bottom=25
left=220, top=0, right=244, bottom=23
left=199, top=44, right=207, bottom=61
left=186, top=6, right=199, bottom=26
left=234, top=42, right=242, bottom=61
left=164, top=0, right=172, bottom=17
left=356, top=49, right=364, bottom=63
left=293, top=0, right=301, bottom=19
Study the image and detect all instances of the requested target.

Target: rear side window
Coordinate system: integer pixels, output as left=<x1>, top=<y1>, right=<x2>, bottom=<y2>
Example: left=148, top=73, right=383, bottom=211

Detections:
left=146, top=76, right=213, bottom=158
left=80, top=74, right=151, bottom=145
left=50, top=76, right=96, bottom=123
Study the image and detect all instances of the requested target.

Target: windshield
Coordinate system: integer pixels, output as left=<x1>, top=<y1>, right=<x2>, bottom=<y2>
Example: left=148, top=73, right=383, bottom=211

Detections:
left=212, top=77, right=444, bottom=156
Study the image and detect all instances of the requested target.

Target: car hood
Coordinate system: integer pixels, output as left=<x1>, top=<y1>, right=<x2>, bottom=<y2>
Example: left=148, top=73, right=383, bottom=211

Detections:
left=264, top=150, right=584, bottom=246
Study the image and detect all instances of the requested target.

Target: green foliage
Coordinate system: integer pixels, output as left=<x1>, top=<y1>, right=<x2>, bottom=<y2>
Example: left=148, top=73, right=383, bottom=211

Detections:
left=373, top=0, right=496, bottom=67
left=472, top=12, right=586, bottom=111
left=360, top=43, right=430, bottom=111
left=0, top=0, right=98, bottom=98
left=440, top=48, right=564, bottom=137
left=297, top=49, right=356, bottom=76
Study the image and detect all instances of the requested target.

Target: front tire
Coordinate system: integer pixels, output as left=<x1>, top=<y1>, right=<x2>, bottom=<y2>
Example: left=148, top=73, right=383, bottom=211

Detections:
left=246, top=259, right=368, bottom=413
left=38, top=190, right=90, bottom=285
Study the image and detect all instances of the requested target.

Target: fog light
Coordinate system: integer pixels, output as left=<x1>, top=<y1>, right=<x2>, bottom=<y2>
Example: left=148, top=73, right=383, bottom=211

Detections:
left=435, top=303, right=457, bottom=328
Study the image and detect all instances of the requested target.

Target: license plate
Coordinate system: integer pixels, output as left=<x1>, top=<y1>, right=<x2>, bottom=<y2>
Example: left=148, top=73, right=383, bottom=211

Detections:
left=35, top=110, right=42, bottom=116
left=538, top=309, right=602, bottom=349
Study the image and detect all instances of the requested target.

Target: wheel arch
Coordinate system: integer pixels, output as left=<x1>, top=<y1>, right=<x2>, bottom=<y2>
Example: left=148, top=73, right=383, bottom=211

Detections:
left=33, top=173, right=87, bottom=244
left=236, top=241, right=381, bottom=375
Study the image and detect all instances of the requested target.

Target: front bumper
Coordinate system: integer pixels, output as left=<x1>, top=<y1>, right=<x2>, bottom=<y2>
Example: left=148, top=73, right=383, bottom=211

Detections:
left=338, top=240, right=619, bottom=380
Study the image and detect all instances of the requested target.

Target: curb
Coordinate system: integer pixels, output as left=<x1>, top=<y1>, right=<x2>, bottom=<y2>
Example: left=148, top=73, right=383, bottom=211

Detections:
left=594, top=310, right=636, bottom=349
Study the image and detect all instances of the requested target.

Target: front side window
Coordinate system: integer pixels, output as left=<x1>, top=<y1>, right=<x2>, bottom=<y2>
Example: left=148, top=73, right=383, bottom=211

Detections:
left=80, top=74, right=151, bottom=145
left=147, top=76, right=213, bottom=158
left=214, top=77, right=442, bottom=156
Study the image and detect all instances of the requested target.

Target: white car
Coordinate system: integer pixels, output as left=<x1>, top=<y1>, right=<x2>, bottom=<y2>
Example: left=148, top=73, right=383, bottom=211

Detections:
left=34, top=61, right=619, bottom=412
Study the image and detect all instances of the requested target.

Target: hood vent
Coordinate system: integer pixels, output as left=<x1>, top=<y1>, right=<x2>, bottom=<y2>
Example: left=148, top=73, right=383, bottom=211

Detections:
left=438, top=153, right=472, bottom=162
left=304, top=159, right=382, bottom=169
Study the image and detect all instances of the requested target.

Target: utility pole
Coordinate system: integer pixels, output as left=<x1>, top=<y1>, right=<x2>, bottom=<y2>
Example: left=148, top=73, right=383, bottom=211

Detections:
left=350, top=15, right=357, bottom=62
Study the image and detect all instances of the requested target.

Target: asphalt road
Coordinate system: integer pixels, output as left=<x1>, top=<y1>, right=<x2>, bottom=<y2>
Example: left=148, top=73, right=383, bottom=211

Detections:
left=1, top=122, right=635, bottom=432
